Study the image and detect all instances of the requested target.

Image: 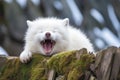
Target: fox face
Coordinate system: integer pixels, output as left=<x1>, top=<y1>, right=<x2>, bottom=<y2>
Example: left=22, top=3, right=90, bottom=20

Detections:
left=25, top=18, right=69, bottom=56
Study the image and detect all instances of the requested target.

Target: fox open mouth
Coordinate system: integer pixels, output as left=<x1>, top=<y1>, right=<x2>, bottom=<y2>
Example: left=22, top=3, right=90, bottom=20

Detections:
left=40, top=39, right=56, bottom=54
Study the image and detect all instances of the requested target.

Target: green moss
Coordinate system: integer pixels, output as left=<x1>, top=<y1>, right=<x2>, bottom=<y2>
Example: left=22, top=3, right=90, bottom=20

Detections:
left=0, top=49, right=95, bottom=80
left=0, top=58, right=21, bottom=80
left=67, top=67, right=83, bottom=80
left=48, top=49, right=95, bottom=80
left=47, top=50, right=77, bottom=74
left=0, top=54, right=50, bottom=80
left=67, top=51, right=95, bottom=80
left=29, top=54, right=49, bottom=80
left=30, top=67, right=46, bottom=80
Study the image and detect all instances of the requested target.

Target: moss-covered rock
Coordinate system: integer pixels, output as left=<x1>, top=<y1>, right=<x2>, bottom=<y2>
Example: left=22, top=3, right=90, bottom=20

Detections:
left=0, top=48, right=95, bottom=80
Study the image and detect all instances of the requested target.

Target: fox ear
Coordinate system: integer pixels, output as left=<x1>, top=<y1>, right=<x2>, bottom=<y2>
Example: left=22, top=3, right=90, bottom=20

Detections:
left=26, top=20, right=33, bottom=27
left=63, top=18, right=69, bottom=26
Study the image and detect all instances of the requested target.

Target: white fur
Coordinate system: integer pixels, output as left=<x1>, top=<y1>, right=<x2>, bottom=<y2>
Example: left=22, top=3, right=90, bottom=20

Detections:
left=20, top=17, right=94, bottom=63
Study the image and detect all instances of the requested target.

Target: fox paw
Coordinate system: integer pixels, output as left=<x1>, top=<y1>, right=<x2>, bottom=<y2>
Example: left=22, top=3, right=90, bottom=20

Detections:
left=19, top=50, right=32, bottom=63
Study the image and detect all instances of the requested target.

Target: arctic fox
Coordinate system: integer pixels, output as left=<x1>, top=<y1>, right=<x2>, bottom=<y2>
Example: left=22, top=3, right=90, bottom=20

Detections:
left=20, top=17, right=94, bottom=63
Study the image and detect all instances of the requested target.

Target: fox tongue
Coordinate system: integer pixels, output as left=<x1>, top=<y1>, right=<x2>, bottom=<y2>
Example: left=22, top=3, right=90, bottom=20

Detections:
left=41, top=39, right=56, bottom=55
left=43, top=43, right=52, bottom=54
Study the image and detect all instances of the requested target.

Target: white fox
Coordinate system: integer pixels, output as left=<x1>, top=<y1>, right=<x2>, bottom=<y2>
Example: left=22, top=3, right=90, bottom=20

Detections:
left=20, top=17, right=94, bottom=63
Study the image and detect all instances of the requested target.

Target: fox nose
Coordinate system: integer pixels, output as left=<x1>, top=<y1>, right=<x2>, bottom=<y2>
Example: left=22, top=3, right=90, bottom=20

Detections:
left=45, top=32, right=51, bottom=38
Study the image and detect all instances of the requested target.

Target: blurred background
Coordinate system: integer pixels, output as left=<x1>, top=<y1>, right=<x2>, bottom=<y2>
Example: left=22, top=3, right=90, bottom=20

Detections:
left=0, top=0, right=120, bottom=56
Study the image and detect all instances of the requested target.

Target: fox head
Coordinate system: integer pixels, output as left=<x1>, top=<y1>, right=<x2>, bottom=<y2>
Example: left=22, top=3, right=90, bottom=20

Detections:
left=25, top=18, right=69, bottom=55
